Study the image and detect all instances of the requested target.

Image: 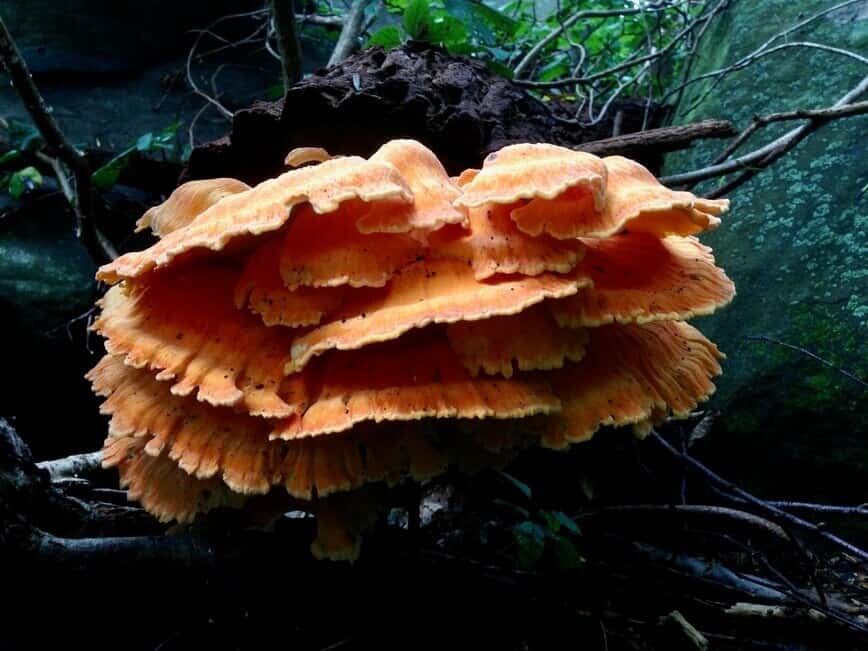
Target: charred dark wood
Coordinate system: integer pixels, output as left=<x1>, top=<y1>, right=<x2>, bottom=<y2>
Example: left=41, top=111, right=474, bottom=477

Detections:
left=184, top=43, right=674, bottom=184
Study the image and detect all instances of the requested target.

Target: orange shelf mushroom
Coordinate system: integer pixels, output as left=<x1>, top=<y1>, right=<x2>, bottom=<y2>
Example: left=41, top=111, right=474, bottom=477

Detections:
left=88, top=139, right=735, bottom=560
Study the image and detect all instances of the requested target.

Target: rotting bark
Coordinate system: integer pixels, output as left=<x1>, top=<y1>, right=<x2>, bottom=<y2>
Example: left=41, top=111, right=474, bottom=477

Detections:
left=184, top=43, right=683, bottom=184
left=576, top=119, right=735, bottom=157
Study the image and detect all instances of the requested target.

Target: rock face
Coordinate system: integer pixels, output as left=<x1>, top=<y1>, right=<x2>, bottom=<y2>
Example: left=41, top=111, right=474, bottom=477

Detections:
left=0, top=0, right=261, bottom=73
left=665, top=0, right=868, bottom=500
left=186, top=42, right=664, bottom=183
left=0, top=0, right=283, bottom=152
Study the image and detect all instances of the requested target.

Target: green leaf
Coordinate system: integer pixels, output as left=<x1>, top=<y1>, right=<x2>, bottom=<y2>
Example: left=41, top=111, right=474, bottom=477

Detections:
left=513, top=521, right=546, bottom=570
left=485, top=59, right=514, bottom=80
left=154, top=122, right=180, bottom=145
left=429, top=14, right=468, bottom=47
left=551, top=535, right=585, bottom=570
left=135, top=132, right=154, bottom=152
left=385, top=0, right=410, bottom=13
left=498, top=470, right=532, bottom=502
left=444, top=0, right=516, bottom=43
left=0, top=149, right=22, bottom=165
left=403, top=0, right=431, bottom=40
left=8, top=166, right=43, bottom=198
left=553, top=511, right=581, bottom=536
left=91, top=158, right=126, bottom=191
left=537, top=54, right=570, bottom=83
left=540, top=510, right=561, bottom=533
left=366, top=25, right=403, bottom=50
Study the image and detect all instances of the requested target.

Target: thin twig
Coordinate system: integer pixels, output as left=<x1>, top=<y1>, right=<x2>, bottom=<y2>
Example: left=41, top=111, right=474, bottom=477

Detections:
left=516, top=3, right=716, bottom=89
left=665, top=0, right=866, bottom=107
left=0, top=15, right=114, bottom=262
left=712, top=100, right=868, bottom=165
left=577, top=504, right=790, bottom=541
left=767, top=501, right=868, bottom=515
left=747, top=335, right=868, bottom=390
left=512, top=2, right=684, bottom=79
left=649, top=430, right=868, bottom=563
left=660, top=74, right=868, bottom=189
left=716, top=533, right=868, bottom=635
left=298, top=14, right=344, bottom=28
left=184, top=11, right=266, bottom=121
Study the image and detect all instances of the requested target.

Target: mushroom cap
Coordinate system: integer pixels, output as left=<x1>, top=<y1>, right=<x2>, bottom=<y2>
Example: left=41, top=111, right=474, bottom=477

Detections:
left=91, top=354, right=460, bottom=499
left=362, top=139, right=467, bottom=233
left=235, top=237, right=346, bottom=328
left=431, top=203, right=584, bottom=280
left=97, top=156, right=414, bottom=284
left=542, top=321, right=723, bottom=449
left=455, top=143, right=607, bottom=210
left=92, top=264, right=300, bottom=418
left=453, top=168, right=480, bottom=187
left=89, top=355, right=287, bottom=494
left=88, top=139, right=736, bottom=559
left=311, top=489, right=388, bottom=562
left=548, top=233, right=735, bottom=327
left=277, top=202, right=424, bottom=290
left=446, top=305, right=588, bottom=378
left=584, top=155, right=728, bottom=238
left=135, top=178, right=252, bottom=237
left=102, top=435, right=242, bottom=524
left=274, top=329, right=561, bottom=439
left=284, top=146, right=332, bottom=167
left=286, top=257, right=591, bottom=374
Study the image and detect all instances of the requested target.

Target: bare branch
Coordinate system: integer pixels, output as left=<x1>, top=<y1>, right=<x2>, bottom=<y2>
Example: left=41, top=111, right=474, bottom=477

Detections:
left=37, top=451, right=102, bottom=481
left=649, top=429, right=868, bottom=563
left=668, top=0, right=867, bottom=108
left=270, top=0, right=303, bottom=90
left=0, top=15, right=114, bottom=262
left=298, top=14, right=344, bottom=28
left=512, top=2, right=684, bottom=79
left=184, top=11, right=264, bottom=121
left=515, top=3, right=721, bottom=89
left=660, top=74, right=868, bottom=189
left=328, top=0, right=371, bottom=67
left=667, top=40, right=868, bottom=106
left=579, top=503, right=790, bottom=541
left=574, top=119, right=735, bottom=156
left=712, top=100, right=868, bottom=165
left=746, top=334, right=868, bottom=390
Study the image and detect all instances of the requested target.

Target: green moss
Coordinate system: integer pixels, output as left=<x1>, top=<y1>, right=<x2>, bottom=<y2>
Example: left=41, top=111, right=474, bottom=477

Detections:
left=663, top=0, right=868, bottom=498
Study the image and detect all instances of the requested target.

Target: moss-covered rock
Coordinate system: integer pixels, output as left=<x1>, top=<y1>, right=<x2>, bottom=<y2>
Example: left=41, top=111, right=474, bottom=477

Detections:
left=665, top=0, right=867, bottom=500
left=0, top=205, right=95, bottom=331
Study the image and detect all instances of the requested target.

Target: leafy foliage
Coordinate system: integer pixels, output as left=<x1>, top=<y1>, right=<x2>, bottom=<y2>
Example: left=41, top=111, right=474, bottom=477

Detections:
left=0, top=119, right=47, bottom=199
left=495, top=471, right=585, bottom=571
left=90, top=123, right=185, bottom=191
left=361, top=0, right=706, bottom=98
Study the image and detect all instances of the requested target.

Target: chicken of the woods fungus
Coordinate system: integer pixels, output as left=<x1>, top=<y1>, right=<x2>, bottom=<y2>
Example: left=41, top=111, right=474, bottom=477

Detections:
left=89, top=140, right=735, bottom=560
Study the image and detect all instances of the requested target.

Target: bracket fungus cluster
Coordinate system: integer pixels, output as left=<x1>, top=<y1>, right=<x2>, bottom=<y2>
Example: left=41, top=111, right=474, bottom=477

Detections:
left=89, top=140, right=735, bottom=560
